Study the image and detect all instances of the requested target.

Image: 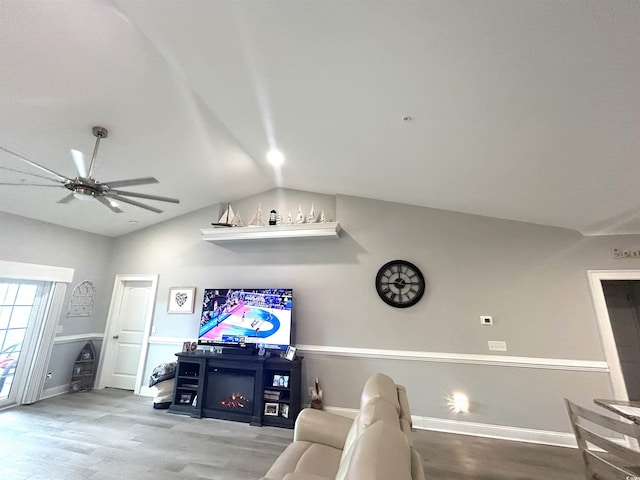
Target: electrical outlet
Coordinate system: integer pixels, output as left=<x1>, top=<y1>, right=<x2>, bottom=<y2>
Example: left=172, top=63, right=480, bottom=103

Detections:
left=488, top=340, right=507, bottom=351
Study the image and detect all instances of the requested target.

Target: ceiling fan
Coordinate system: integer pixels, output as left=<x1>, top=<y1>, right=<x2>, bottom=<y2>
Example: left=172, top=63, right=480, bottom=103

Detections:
left=0, top=126, right=179, bottom=213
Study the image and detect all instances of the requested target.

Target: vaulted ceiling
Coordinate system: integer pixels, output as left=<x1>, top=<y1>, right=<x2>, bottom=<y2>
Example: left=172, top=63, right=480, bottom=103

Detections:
left=1, top=1, right=638, bottom=237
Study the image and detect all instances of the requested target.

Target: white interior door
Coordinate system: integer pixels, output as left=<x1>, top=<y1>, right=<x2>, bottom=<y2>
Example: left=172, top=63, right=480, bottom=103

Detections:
left=100, top=276, right=157, bottom=392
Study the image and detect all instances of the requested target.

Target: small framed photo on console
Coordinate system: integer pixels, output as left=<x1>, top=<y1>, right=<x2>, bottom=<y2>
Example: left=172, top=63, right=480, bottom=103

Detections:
left=272, top=375, right=289, bottom=388
left=179, top=393, right=193, bottom=404
left=264, top=402, right=279, bottom=416
left=284, top=345, right=296, bottom=361
left=280, top=404, right=289, bottom=418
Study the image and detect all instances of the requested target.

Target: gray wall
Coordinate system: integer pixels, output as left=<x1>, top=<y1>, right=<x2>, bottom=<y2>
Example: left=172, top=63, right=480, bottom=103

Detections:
left=3, top=189, right=640, bottom=435
left=0, top=211, right=114, bottom=390
left=106, top=188, right=640, bottom=434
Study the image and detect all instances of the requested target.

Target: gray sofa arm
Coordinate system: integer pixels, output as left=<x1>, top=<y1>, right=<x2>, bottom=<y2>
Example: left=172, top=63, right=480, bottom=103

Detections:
left=294, top=408, right=354, bottom=450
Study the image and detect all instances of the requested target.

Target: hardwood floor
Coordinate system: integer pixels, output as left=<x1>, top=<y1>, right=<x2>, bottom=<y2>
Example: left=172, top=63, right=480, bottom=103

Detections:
left=0, top=389, right=584, bottom=479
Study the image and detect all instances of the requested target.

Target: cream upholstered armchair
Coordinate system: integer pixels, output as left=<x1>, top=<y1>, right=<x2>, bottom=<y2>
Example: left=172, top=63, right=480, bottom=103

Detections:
left=261, top=373, right=425, bottom=480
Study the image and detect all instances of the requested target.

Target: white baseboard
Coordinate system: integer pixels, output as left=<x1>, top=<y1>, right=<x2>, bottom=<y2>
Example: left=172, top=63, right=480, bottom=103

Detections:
left=40, top=384, right=69, bottom=400
left=414, top=415, right=576, bottom=448
left=324, top=405, right=576, bottom=448
left=138, top=385, right=155, bottom=397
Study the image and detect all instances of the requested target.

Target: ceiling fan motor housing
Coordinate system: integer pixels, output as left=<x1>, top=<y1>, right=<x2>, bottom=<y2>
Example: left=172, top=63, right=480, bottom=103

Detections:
left=92, top=126, right=108, bottom=138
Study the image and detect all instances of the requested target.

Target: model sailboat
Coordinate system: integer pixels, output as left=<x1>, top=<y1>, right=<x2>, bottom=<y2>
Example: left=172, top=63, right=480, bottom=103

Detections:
left=212, top=203, right=242, bottom=227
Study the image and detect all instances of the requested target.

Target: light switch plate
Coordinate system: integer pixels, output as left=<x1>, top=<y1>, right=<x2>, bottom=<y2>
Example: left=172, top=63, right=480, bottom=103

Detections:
left=488, top=340, right=507, bottom=351
left=480, top=316, right=493, bottom=325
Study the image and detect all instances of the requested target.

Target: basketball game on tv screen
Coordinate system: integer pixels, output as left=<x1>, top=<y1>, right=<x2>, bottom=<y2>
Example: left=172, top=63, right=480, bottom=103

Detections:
left=199, top=288, right=293, bottom=350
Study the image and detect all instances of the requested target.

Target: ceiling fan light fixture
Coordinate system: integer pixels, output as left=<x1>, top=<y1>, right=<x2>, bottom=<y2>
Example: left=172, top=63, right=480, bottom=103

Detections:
left=73, top=189, right=94, bottom=201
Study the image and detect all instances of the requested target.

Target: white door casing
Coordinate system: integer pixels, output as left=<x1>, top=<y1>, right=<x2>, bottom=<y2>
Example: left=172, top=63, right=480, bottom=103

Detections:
left=97, top=274, right=158, bottom=394
left=588, top=270, right=640, bottom=401
left=0, top=260, right=73, bottom=407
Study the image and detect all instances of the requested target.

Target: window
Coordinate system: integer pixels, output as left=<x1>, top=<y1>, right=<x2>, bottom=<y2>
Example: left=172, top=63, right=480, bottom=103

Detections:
left=0, top=282, right=42, bottom=400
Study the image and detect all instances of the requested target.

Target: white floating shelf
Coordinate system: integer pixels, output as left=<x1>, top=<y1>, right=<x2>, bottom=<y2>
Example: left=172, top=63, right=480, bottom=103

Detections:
left=201, top=222, right=341, bottom=242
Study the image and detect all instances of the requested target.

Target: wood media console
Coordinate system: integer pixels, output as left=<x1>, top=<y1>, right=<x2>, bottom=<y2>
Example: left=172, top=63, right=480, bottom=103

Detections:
left=168, top=351, right=302, bottom=428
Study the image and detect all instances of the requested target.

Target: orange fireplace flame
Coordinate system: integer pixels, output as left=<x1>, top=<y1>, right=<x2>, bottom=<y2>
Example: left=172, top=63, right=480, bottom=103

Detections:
left=219, top=392, right=250, bottom=409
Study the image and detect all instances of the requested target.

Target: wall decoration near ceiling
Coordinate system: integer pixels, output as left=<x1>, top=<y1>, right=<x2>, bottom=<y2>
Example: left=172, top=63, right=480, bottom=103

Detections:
left=67, top=280, right=96, bottom=317
left=168, top=287, right=196, bottom=314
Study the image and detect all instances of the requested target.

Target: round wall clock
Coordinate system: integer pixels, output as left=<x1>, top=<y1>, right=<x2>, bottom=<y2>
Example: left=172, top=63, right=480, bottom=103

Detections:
left=375, top=260, right=425, bottom=308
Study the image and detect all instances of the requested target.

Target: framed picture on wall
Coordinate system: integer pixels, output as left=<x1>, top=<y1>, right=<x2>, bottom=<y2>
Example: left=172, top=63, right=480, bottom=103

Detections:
left=168, top=287, right=196, bottom=314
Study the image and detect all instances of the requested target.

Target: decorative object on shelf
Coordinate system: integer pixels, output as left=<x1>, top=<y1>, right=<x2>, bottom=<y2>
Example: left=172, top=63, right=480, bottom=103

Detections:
left=182, top=341, right=191, bottom=352
left=69, top=341, right=96, bottom=393
left=375, top=260, right=426, bottom=308
left=231, top=211, right=243, bottom=227
left=168, top=287, right=196, bottom=314
left=190, top=341, right=197, bottom=351
left=287, top=212, right=293, bottom=224
left=249, top=203, right=264, bottom=227
left=179, top=393, right=193, bottom=404
left=310, top=377, right=323, bottom=410
left=308, top=204, right=317, bottom=223
left=212, top=203, right=235, bottom=227
left=276, top=212, right=282, bottom=225
left=295, top=204, right=305, bottom=224
left=67, top=280, right=96, bottom=317
left=273, top=374, right=289, bottom=388
left=320, top=210, right=326, bottom=223
left=264, top=389, right=281, bottom=400
left=281, top=404, right=289, bottom=418
left=284, top=345, right=296, bottom=361
left=264, top=402, right=279, bottom=416
left=269, top=209, right=277, bottom=225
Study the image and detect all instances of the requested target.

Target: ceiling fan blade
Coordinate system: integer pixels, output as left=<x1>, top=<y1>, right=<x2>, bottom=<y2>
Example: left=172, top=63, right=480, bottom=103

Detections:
left=0, top=165, right=67, bottom=183
left=106, top=194, right=163, bottom=213
left=103, top=177, right=159, bottom=188
left=58, top=193, right=75, bottom=204
left=110, top=189, right=180, bottom=204
left=0, top=145, right=70, bottom=182
left=0, top=182, right=63, bottom=187
left=96, top=196, right=123, bottom=213
left=70, top=149, right=87, bottom=178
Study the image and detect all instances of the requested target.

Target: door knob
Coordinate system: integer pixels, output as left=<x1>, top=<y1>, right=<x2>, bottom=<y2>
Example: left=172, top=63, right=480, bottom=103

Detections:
left=112, top=335, right=119, bottom=339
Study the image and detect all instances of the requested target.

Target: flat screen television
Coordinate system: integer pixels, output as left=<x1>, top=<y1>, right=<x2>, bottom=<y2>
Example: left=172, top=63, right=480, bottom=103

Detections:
left=199, top=288, right=293, bottom=351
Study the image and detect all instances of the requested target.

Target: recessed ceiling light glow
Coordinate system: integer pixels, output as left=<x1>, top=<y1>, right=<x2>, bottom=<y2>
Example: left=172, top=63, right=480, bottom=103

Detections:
left=267, top=149, right=284, bottom=166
